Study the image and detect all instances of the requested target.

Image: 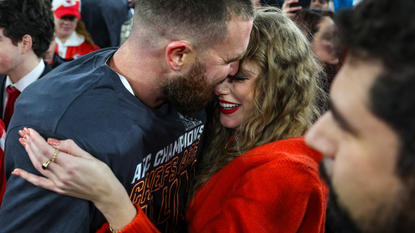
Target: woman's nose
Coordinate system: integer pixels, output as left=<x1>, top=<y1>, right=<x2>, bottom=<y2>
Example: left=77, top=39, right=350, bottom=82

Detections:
left=214, top=79, right=230, bottom=95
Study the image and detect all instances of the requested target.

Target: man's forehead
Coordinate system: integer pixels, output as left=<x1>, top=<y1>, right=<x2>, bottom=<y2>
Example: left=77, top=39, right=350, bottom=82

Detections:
left=217, top=19, right=252, bottom=60
left=330, top=56, right=385, bottom=131
left=332, top=56, right=382, bottom=101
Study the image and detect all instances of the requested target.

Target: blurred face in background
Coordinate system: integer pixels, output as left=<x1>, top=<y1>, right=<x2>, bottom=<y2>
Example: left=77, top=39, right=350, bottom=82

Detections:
left=54, top=14, right=78, bottom=42
left=311, top=16, right=340, bottom=65
left=310, top=0, right=329, bottom=10
left=44, top=36, right=56, bottom=64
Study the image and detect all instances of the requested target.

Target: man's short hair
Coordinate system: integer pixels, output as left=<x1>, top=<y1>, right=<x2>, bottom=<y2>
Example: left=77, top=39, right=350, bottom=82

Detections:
left=134, top=0, right=254, bottom=50
left=0, top=0, right=54, bottom=58
left=337, top=0, right=415, bottom=177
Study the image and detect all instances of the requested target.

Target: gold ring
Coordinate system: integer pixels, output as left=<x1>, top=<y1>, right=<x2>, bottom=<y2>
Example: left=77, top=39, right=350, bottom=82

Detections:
left=42, top=160, right=51, bottom=170
left=51, top=148, right=59, bottom=163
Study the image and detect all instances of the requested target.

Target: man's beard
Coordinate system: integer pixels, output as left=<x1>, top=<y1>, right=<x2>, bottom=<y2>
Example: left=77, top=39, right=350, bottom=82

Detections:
left=319, top=164, right=362, bottom=233
left=320, top=162, right=415, bottom=233
left=162, top=61, right=216, bottom=115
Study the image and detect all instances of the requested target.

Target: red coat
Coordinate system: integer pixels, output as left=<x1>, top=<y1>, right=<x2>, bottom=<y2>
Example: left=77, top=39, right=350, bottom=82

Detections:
left=55, top=32, right=100, bottom=60
left=98, top=138, right=327, bottom=233
left=55, top=42, right=100, bottom=60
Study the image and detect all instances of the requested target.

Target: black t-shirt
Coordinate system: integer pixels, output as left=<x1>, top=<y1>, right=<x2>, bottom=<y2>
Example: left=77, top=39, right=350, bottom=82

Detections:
left=0, top=48, right=207, bottom=233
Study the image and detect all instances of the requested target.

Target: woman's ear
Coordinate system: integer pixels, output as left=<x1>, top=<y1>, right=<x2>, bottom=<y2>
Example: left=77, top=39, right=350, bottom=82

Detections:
left=165, top=41, right=192, bottom=71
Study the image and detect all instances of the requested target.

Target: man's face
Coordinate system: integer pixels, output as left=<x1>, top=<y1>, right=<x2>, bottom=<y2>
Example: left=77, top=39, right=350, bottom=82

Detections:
left=0, top=28, right=22, bottom=76
left=163, top=60, right=214, bottom=115
left=202, top=16, right=253, bottom=91
left=165, top=16, right=253, bottom=115
left=306, top=57, right=410, bottom=232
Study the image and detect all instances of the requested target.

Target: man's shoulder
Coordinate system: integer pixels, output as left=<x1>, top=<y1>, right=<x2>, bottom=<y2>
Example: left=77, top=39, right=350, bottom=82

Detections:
left=45, top=47, right=116, bottom=77
left=9, top=48, right=122, bottom=132
left=28, top=48, right=117, bottom=94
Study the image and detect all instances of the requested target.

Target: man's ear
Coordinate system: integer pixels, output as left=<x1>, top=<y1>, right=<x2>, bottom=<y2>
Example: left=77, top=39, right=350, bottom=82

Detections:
left=21, top=34, right=33, bottom=54
left=165, top=41, right=193, bottom=71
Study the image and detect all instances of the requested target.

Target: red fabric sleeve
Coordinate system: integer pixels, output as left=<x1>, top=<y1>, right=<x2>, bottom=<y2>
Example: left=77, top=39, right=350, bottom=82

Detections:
left=192, top=160, right=326, bottom=233
left=96, top=203, right=160, bottom=233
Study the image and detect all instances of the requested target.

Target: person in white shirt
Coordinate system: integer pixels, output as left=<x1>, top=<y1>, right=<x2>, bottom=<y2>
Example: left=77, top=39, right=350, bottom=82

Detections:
left=0, top=0, right=54, bottom=129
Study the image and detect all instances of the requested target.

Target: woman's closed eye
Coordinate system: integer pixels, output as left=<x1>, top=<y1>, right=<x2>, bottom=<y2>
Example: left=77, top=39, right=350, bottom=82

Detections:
left=232, top=75, right=249, bottom=81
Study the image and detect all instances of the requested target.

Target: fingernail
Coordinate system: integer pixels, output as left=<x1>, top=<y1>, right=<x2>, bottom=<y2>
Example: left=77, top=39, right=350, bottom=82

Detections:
left=47, top=138, right=61, bottom=146
left=12, top=170, right=20, bottom=176
left=19, top=130, right=25, bottom=138
left=24, top=127, right=30, bottom=136
left=19, top=138, right=26, bottom=147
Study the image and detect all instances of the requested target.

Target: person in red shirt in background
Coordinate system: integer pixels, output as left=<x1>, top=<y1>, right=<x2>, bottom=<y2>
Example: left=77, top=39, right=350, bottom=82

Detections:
left=52, top=0, right=99, bottom=60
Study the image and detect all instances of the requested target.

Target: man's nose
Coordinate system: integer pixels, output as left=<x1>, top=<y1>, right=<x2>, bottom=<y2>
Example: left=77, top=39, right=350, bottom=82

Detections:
left=305, top=112, right=337, bottom=160
left=228, top=60, right=240, bottom=76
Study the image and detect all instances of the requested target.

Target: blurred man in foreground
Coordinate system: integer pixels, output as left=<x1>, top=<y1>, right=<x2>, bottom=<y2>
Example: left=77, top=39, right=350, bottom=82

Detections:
left=306, top=0, right=415, bottom=232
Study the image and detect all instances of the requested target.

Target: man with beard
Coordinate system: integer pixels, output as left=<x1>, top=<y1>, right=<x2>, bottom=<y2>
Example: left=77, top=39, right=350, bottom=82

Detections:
left=0, top=0, right=254, bottom=232
left=305, top=0, right=415, bottom=232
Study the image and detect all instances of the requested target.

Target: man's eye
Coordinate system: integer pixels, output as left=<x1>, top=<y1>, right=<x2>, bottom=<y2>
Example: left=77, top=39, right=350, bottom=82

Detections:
left=233, top=76, right=248, bottom=81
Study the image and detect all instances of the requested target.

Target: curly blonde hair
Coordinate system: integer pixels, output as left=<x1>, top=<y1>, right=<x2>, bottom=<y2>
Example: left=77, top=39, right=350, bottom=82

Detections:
left=190, top=7, right=325, bottom=198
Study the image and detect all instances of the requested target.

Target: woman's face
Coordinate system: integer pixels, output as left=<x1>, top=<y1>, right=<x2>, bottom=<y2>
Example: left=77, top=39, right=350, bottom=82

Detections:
left=312, top=16, right=340, bottom=65
left=54, top=14, right=78, bottom=41
left=214, top=62, right=259, bottom=129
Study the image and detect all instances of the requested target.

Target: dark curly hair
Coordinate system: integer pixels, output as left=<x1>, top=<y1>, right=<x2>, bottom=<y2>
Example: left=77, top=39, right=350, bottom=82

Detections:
left=0, top=0, right=54, bottom=58
left=338, top=0, right=415, bottom=177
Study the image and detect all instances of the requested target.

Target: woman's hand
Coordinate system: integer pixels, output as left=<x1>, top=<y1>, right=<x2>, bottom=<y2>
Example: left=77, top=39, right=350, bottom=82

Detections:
left=282, top=0, right=303, bottom=18
left=14, top=128, right=136, bottom=231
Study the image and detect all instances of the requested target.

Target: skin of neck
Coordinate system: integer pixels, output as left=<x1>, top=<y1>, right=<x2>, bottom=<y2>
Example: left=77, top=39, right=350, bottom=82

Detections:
left=57, top=36, right=68, bottom=44
left=57, top=30, right=75, bottom=44
left=108, top=26, right=197, bottom=109
left=8, top=51, right=42, bottom=84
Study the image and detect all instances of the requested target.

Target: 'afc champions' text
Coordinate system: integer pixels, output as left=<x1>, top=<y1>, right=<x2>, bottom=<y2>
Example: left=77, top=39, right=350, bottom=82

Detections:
left=129, top=125, right=204, bottom=232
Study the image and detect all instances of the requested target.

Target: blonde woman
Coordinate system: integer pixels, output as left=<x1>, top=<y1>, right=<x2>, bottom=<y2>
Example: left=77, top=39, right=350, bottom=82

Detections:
left=16, top=8, right=326, bottom=233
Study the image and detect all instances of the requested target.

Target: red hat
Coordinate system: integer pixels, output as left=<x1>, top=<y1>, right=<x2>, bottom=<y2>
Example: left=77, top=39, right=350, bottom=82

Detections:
left=52, top=0, right=82, bottom=19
